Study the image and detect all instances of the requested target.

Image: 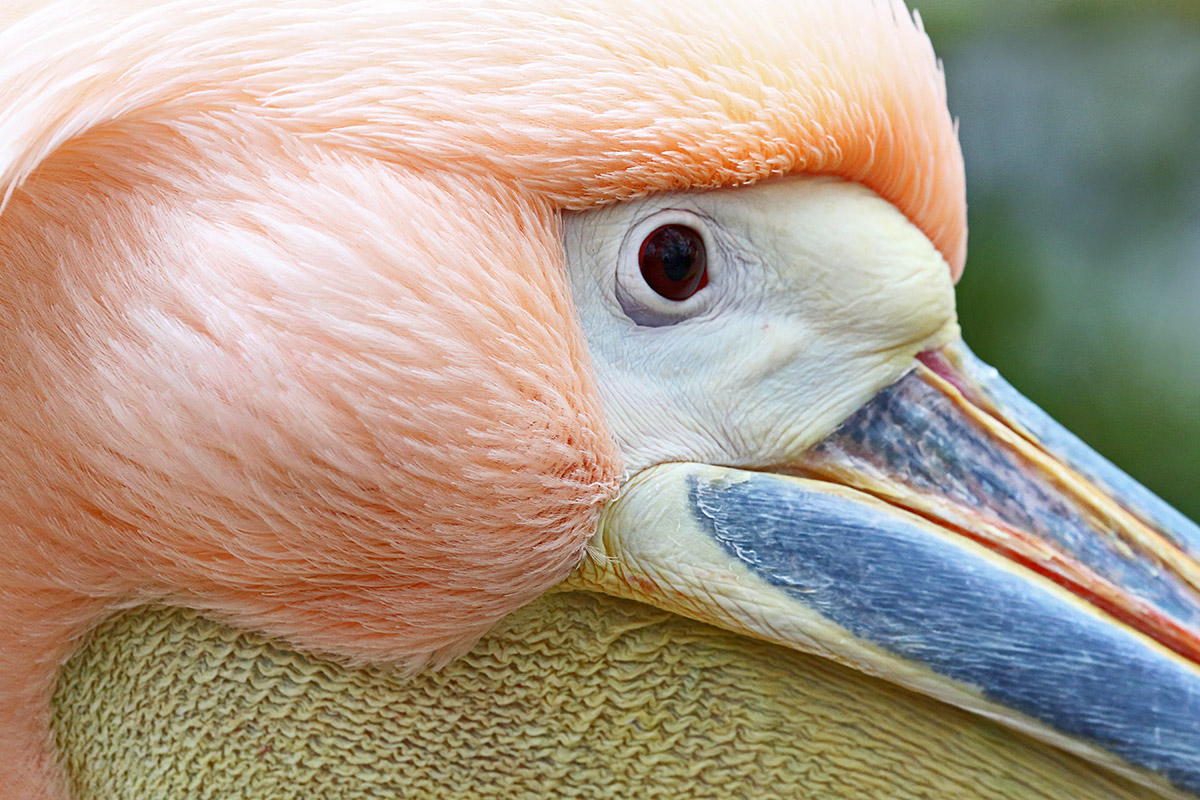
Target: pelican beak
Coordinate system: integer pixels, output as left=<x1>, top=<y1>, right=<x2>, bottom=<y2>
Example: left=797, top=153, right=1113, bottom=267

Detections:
left=573, top=339, right=1200, bottom=799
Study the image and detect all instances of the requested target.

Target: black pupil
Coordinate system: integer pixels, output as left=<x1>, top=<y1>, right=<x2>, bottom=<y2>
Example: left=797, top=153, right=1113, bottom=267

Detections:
left=638, top=224, right=707, bottom=301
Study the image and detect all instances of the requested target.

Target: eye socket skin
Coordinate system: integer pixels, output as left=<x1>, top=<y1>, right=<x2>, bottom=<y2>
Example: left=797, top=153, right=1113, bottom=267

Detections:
left=638, top=224, right=708, bottom=301
left=615, top=208, right=719, bottom=327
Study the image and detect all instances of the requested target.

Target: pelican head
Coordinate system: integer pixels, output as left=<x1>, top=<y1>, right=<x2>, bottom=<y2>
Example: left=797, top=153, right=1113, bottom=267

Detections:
left=0, top=2, right=1197, bottom=799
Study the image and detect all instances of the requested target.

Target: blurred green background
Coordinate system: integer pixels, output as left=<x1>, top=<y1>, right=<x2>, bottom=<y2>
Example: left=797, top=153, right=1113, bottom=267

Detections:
left=911, top=1, right=1200, bottom=522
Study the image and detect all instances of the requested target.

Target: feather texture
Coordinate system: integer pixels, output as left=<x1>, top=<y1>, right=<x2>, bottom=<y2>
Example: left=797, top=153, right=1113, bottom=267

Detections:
left=0, top=122, right=619, bottom=798
left=0, top=2, right=965, bottom=798
left=0, top=0, right=965, bottom=272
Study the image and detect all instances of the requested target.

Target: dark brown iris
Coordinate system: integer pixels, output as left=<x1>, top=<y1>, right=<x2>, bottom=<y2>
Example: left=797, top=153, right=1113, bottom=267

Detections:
left=638, top=224, right=708, bottom=300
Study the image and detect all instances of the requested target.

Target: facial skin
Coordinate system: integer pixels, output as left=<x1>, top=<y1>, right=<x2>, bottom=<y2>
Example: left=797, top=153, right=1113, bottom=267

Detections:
left=563, top=174, right=960, bottom=473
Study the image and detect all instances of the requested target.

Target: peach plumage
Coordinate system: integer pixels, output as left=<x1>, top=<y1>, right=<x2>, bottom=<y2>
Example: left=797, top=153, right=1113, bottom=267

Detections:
left=0, top=2, right=961, bottom=797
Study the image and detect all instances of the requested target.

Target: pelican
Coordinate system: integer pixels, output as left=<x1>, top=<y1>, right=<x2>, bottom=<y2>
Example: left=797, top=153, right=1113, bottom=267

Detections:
left=1, top=1, right=1198, bottom=798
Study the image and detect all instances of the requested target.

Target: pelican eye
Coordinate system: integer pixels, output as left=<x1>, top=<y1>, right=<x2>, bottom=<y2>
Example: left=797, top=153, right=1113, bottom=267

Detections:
left=638, top=224, right=708, bottom=301
left=610, top=208, right=718, bottom=327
